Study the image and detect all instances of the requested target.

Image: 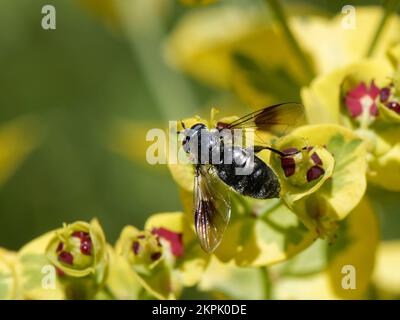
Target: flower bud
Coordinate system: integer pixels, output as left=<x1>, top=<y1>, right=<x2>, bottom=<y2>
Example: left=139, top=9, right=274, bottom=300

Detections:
left=45, top=219, right=108, bottom=299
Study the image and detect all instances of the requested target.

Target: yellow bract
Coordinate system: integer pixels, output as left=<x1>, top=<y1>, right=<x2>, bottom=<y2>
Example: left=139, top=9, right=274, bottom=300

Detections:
left=0, top=248, right=20, bottom=300
left=18, top=232, right=65, bottom=300
left=372, top=240, right=400, bottom=299
left=0, top=116, right=42, bottom=188
left=272, top=198, right=379, bottom=299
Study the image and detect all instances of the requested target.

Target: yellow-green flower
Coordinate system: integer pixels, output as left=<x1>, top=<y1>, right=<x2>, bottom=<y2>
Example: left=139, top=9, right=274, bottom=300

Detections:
left=115, top=212, right=208, bottom=299
left=0, top=248, right=21, bottom=300
left=269, top=124, right=367, bottom=240
left=302, top=57, right=400, bottom=191
left=165, top=6, right=400, bottom=106
left=94, top=246, right=143, bottom=300
left=270, top=197, right=379, bottom=299
left=17, top=219, right=145, bottom=300
left=45, top=219, right=108, bottom=299
left=372, top=240, right=400, bottom=299
left=0, top=116, right=42, bottom=188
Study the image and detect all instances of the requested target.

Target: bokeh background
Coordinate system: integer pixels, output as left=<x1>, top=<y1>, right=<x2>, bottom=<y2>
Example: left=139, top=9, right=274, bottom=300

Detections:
left=0, top=0, right=398, bottom=261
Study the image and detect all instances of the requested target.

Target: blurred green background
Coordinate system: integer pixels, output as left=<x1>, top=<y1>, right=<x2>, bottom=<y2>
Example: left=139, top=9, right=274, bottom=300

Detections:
left=0, top=0, right=394, bottom=251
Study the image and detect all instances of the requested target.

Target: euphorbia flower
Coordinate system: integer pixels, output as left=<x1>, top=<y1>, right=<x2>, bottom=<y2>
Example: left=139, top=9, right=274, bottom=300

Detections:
left=165, top=6, right=400, bottom=107
left=344, top=80, right=379, bottom=121
left=270, top=124, right=367, bottom=240
left=270, top=198, right=379, bottom=299
left=302, top=57, right=400, bottom=191
left=152, top=227, right=184, bottom=257
left=115, top=212, right=208, bottom=299
left=45, top=219, right=108, bottom=299
left=377, top=73, right=400, bottom=120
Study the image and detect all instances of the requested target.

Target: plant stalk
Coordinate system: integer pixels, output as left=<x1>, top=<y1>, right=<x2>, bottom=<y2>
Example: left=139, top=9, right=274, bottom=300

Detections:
left=367, top=0, right=400, bottom=57
left=264, top=0, right=315, bottom=82
left=260, top=267, right=272, bottom=299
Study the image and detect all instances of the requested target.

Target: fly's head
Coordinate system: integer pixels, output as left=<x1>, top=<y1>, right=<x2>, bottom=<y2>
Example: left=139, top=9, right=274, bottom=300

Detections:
left=180, top=122, right=208, bottom=163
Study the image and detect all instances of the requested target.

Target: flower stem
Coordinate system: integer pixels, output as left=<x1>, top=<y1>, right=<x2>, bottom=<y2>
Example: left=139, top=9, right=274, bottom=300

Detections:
left=366, top=0, right=400, bottom=57
left=260, top=267, right=272, bottom=299
left=116, top=0, right=198, bottom=120
left=264, top=0, right=314, bottom=82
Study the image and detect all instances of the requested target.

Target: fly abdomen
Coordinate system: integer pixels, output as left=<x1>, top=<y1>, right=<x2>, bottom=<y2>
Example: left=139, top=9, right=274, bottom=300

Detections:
left=215, top=147, right=280, bottom=199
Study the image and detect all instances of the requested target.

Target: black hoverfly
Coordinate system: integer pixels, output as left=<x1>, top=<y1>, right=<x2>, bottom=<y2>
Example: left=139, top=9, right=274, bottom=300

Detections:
left=180, top=103, right=305, bottom=253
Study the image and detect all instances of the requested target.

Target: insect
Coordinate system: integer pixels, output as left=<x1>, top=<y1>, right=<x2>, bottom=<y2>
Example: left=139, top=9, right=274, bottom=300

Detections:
left=180, top=103, right=305, bottom=253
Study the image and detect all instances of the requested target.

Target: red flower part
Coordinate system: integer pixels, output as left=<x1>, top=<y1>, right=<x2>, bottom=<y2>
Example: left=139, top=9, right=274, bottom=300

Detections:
left=56, top=242, right=64, bottom=253
left=345, top=80, right=380, bottom=118
left=386, top=101, right=400, bottom=114
left=72, top=231, right=92, bottom=256
left=58, top=251, right=74, bottom=265
left=280, top=156, right=296, bottom=177
left=152, top=227, right=184, bottom=257
left=55, top=266, right=65, bottom=277
left=80, top=239, right=92, bottom=256
left=380, top=87, right=392, bottom=102
left=307, top=166, right=325, bottom=182
left=311, top=152, right=323, bottom=165
left=72, top=231, right=89, bottom=240
left=150, top=252, right=162, bottom=261
left=132, top=241, right=140, bottom=255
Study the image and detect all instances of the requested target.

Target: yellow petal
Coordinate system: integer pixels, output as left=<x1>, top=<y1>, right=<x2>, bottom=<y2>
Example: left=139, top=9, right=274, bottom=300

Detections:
left=165, top=5, right=308, bottom=90
left=17, top=232, right=65, bottom=300
left=0, top=248, right=20, bottom=300
left=272, top=197, right=379, bottom=299
left=198, top=256, right=265, bottom=299
left=214, top=200, right=317, bottom=267
left=293, top=7, right=400, bottom=74
left=367, top=143, right=400, bottom=191
left=0, top=116, right=42, bottom=188
left=98, top=246, right=143, bottom=299
left=372, top=240, right=400, bottom=299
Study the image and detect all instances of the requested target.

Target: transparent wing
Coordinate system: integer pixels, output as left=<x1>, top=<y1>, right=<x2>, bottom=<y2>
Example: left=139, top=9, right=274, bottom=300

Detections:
left=193, top=166, right=231, bottom=253
left=225, top=102, right=305, bottom=136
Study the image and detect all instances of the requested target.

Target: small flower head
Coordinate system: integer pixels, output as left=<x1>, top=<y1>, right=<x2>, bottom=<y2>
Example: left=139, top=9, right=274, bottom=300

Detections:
left=279, top=146, right=328, bottom=184
left=46, top=219, right=107, bottom=280
left=271, top=136, right=335, bottom=204
left=344, top=80, right=379, bottom=119
left=116, top=212, right=195, bottom=300
left=270, top=124, right=367, bottom=240
left=376, top=73, right=400, bottom=121
left=130, top=231, right=163, bottom=267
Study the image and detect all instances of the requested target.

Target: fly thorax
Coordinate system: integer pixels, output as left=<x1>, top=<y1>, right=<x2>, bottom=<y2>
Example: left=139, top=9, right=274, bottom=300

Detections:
left=183, top=124, right=217, bottom=164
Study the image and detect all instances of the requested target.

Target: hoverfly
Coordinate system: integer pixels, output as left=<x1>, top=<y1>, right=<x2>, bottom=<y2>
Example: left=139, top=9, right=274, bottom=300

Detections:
left=180, top=103, right=305, bottom=253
